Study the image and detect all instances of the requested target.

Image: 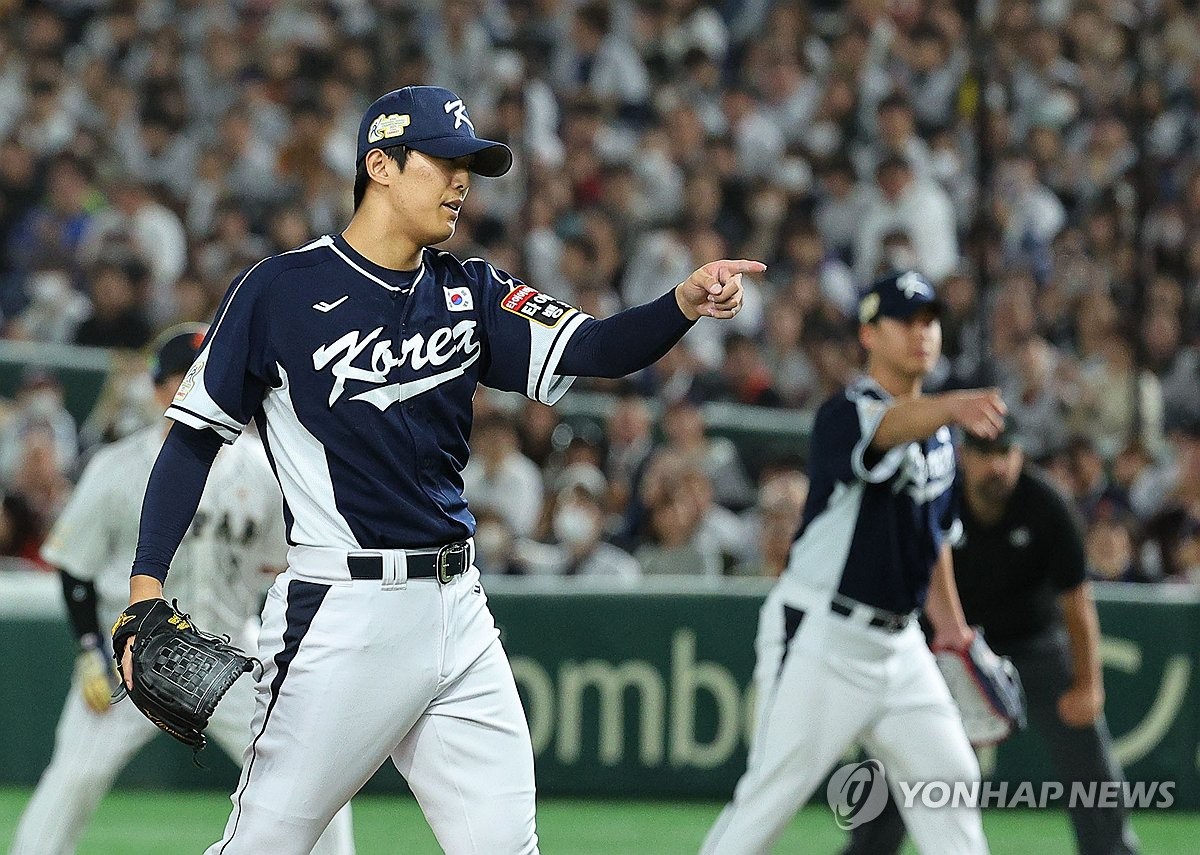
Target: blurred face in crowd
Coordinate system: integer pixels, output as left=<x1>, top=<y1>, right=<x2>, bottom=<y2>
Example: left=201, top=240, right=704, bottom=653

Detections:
left=860, top=306, right=942, bottom=381
left=961, top=444, right=1023, bottom=507
left=1086, top=517, right=1133, bottom=580
left=553, top=489, right=603, bottom=551
left=876, top=161, right=911, bottom=202
left=608, top=396, right=652, bottom=446
left=363, top=148, right=472, bottom=249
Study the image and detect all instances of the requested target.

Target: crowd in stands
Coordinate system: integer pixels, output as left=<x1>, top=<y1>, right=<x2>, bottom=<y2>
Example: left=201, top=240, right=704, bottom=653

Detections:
left=0, top=0, right=1199, bottom=584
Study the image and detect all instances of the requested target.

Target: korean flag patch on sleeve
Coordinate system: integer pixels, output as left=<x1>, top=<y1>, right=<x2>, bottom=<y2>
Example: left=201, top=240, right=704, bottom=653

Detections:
left=501, top=285, right=573, bottom=328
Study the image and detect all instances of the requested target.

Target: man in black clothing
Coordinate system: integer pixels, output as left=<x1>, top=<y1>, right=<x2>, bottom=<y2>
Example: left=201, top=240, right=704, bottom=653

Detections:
left=841, top=427, right=1138, bottom=855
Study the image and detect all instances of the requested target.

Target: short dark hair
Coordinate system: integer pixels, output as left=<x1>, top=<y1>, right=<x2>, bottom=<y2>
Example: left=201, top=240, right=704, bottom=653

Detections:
left=353, top=145, right=407, bottom=210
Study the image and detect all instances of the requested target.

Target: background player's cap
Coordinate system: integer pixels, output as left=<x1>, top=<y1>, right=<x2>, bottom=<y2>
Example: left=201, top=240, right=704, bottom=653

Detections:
left=150, top=322, right=208, bottom=385
left=858, top=270, right=943, bottom=325
left=962, top=420, right=1022, bottom=453
left=357, top=86, right=513, bottom=177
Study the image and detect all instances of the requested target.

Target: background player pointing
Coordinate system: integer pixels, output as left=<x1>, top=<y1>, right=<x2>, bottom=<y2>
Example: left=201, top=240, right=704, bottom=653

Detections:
left=113, top=84, right=760, bottom=854
left=703, top=270, right=1005, bottom=855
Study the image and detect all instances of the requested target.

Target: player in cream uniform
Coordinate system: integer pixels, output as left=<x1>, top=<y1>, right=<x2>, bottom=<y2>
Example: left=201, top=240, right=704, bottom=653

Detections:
left=10, top=326, right=355, bottom=855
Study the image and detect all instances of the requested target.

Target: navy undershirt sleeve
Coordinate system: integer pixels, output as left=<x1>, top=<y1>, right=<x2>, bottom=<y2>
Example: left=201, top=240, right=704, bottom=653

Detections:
left=131, top=423, right=224, bottom=582
left=558, top=289, right=696, bottom=378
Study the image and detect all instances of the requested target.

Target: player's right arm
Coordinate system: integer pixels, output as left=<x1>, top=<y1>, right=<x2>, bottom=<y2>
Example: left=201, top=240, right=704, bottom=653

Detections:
left=871, top=389, right=1006, bottom=451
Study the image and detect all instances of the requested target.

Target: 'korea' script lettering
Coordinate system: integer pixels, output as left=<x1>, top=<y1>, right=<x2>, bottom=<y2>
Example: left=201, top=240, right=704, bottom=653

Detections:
left=313, top=321, right=480, bottom=407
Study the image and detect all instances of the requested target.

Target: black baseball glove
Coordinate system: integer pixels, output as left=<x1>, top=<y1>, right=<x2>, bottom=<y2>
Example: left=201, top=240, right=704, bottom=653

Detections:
left=111, top=598, right=257, bottom=752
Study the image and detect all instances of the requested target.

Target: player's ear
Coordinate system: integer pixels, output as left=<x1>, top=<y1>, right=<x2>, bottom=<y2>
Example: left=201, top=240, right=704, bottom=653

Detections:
left=858, top=322, right=873, bottom=352
left=364, top=149, right=394, bottom=186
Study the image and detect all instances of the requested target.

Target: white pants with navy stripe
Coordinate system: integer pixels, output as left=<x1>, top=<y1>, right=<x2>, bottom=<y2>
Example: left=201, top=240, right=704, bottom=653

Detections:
left=206, top=564, right=538, bottom=855
left=701, top=584, right=988, bottom=855
left=10, top=627, right=354, bottom=855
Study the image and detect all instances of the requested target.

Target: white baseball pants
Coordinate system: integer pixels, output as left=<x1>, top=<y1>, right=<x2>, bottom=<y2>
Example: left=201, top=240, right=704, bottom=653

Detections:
left=701, top=584, right=988, bottom=855
left=10, top=642, right=354, bottom=855
left=205, top=560, right=538, bottom=855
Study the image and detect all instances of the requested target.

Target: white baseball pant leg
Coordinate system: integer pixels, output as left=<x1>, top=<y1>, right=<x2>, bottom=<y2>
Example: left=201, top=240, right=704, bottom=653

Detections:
left=9, top=684, right=159, bottom=855
left=208, top=660, right=357, bottom=855
left=701, top=587, right=988, bottom=855
left=206, top=565, right=537, bottom=855
left=859, top=640, right=988, bottom=855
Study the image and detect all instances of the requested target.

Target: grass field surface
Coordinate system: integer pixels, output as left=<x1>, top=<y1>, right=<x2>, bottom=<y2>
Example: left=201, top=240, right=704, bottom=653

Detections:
left=1, top=788, right=1195, bottom=853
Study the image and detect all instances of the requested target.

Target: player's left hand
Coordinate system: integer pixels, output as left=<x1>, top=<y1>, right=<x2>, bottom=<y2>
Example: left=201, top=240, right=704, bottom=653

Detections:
left=1058, top=681, right=1104, bottom=728
left=675, top=260, right=766, bottom=321
left=931, top=624, right=975, bottom=654
left=75, top=647, right=119, bottom=714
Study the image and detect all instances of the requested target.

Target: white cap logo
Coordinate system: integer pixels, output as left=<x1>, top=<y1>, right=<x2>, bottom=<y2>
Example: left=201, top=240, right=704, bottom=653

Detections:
left=898, top=271, right=933, bottom=300
left=444, top=99, right=475, bottom=133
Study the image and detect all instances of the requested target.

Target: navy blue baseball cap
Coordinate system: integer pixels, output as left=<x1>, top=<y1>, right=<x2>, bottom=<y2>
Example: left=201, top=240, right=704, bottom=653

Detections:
left=150, top=322, right=208, bottom=384
left=356, top=86, right=513, bottom=178
left=857, top=270, right=944, bottom=325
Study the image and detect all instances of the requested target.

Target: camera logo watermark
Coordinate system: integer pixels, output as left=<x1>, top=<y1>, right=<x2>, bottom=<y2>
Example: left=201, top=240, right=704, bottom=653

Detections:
left=826, top=760, right=1175, bottom=827
left=826, top=759, right=889, bottom=829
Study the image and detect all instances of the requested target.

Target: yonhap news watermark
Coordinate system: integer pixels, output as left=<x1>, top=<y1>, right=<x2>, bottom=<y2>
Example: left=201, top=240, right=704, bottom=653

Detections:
left=827, top=760, right=1175, bottom=829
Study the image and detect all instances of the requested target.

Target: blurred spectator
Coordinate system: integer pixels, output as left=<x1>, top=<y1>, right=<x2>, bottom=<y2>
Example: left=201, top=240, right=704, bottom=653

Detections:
left=708, top=332, right=784, bottom=408
left=853, top=155, right=957, bottom=283
left=73, top=260, right=153, bottom=349
left=462, top=412, right=544, bottom=538
left=733, top=470, right=809, bottom=577
left=521, top=463, right=641, bottom=581
left=7, top=153, right=102, bottom=292
left=1085, top=513, right=1147, bottom=583
left=0, top=491, right=47, bottom=571
left=1000, top=334, right=1073, bottom=460
left=473, top=508, right=523, bottom=576
left=1064, top=435, right=1130, bottom=526
left=604, top=390, right=654, bottom=516
left=554, top=1, right=650, bottom=111
left=634, top=451, right=714, bottom=577
left=658, top=397, right=753, bottom=510
left=1070, top=331, right=1165, bottom=460
left=0, top=369, right=77, bottom=486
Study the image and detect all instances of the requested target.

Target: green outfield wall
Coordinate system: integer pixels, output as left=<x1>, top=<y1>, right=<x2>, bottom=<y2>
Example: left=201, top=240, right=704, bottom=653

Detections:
left=2, top=577, right=1198, bottom=806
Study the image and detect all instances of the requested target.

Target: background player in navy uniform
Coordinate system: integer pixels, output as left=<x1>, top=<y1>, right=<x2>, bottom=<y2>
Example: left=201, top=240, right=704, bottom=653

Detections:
left=841, top=426, right=1139, bottom=855
left=112, top=85, right=761, bottom=854
left=701, top=271, right=1006, bottom=855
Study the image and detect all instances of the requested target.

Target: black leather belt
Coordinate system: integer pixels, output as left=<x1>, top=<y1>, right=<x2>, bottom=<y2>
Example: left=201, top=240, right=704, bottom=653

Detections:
left=347, top=541, right=471, bottom=583
left=829, top=597, right=913, bottom=633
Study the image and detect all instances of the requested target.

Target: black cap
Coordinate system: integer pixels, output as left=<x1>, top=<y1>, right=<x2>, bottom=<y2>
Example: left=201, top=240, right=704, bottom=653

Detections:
left=356, top=86, right=512, bottom=177
left=963, top=421, right=1021, bottom=453
left=857, top=270, right=943, bottom=324
left=150, top=323, right=208, bottom=385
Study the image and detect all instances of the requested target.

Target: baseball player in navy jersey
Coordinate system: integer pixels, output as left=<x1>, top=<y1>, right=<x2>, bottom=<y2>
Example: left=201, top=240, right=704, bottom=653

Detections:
left=10, top=326, right=354, bottom=855
left=701, top=271, right=1007, bottom=855
left=113, top=85, right=760, bottom=854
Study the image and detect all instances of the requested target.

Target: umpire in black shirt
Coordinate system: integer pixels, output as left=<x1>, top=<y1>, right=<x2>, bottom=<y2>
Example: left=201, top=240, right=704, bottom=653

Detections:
left=841, top=426, right=1138, bottom=855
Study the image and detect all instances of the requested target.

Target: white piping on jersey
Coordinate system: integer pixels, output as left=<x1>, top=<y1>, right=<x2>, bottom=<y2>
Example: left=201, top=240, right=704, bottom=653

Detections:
left=349, top=348, right=482, bottom=411
left=208, top=236, right=332, bottom=342
left=262, top=364, right=359, bottom=549
left=329, top=241, right=427, bottom=293
left=535, top=310, right=588, bottom=404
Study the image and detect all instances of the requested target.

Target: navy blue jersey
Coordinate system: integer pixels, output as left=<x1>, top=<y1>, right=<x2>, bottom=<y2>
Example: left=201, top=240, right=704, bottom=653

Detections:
left=784, top=376, right=960, bottom=613
left=166, top=235, right=592, bottom=550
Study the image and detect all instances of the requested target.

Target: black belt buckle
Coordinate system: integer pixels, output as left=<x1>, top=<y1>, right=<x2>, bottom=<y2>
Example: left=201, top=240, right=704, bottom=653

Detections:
left=870, top=611, right=909, bottom=633
left=436, top=541, right=469, bottom=583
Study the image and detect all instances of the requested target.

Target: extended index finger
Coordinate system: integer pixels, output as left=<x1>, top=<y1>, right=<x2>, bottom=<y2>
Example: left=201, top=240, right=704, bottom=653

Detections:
left=711, top=259, right=767, bottom=291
